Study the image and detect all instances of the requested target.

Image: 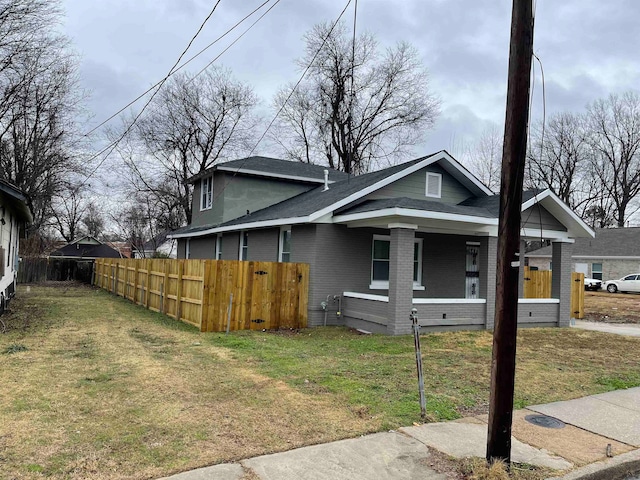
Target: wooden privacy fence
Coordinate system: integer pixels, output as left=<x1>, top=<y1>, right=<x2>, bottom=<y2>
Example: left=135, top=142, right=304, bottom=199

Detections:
left=93, top=258, right=309, bottom=332
left=523, top=267, right=584, bottom=319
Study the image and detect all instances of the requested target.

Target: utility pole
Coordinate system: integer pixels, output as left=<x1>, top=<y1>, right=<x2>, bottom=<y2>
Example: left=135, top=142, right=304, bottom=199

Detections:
left=486, top=0, right=534, bottom=467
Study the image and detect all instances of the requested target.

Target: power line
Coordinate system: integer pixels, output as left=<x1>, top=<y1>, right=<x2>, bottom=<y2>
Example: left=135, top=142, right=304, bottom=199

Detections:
left=79, top=0, right=231, bottom=187
left=205, top=0, right=353, bottom=206
left=83, top=0, right=272, bottom=138
left=189, top=0, right=282, bottom=83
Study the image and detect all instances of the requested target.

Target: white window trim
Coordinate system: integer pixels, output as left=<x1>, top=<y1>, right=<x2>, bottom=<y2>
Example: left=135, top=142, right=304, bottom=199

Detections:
left=215, top=234, right=222, bottom=260
left=200, top=176, right=213, bottom=211
left=425, top=172, right=442, bottom=198
left=239, top=231, right=248, bottom=260
left=278, top=226, right=291, bottom=262
left=369, top=234, right=425, bottom=290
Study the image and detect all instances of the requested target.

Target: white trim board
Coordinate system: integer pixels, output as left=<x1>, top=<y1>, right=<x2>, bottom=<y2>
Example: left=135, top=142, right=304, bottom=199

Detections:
left=216, top=166, right=336, bottom=184
left=343, top=292, right=389, bottom=302
left=518, top=298, right=560, bottom=304
left=412, top=298, right=487, bottom=304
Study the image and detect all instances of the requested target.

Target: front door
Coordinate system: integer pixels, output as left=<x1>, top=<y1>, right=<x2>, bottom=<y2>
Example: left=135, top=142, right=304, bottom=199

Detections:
left=465, top=245, right=480, bottom=299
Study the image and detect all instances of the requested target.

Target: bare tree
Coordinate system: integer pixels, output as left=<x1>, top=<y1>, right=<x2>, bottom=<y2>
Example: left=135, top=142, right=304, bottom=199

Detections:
left=526, top=112, right=593, bottom=210
left=82, top=202, right=106, bottom=239
left=117, top=67, right=259, bottom=225
left=464, top=124, right=502, bottom=192
left=272, top=22, right=440, bottom=174
left=586, top=91, right=640, bottom=227
left=50, top=182, right=88, bottom=242
left=0, top=0, right=85, bottom=234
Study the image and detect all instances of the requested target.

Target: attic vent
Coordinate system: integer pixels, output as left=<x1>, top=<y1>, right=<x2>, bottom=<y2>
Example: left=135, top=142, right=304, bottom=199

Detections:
left=425, top=172, right=442, bottom=198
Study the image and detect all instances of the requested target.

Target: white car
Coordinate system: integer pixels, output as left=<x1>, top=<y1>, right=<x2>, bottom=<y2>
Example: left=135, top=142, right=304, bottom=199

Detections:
left=604, top=274, right=640, bottom=293
left=584, top=278, right=602, bottom=291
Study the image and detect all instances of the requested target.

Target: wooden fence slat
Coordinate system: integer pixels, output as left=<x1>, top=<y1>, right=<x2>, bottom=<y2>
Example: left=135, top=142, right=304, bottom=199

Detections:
left=523, top=267, right=584, bottom=319
left=93, top=258, right=309, bottom=332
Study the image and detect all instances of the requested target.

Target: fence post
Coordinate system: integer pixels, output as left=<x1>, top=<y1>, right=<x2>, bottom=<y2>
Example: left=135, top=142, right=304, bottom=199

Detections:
left=162, top=260, right=169, bottom=314
left=114, top=262, right=120, bottom=296
left=175, top=260, right=183, bottom=321
left=201, top=261, right=212, bottom=332
left=133, top=261, right=139, bottom=304
left=145, top=259, right=151, bottom=309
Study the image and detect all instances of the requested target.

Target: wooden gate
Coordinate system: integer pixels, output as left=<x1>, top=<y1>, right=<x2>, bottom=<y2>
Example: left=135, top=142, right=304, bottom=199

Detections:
left=522, top=267, right=584, bottom=319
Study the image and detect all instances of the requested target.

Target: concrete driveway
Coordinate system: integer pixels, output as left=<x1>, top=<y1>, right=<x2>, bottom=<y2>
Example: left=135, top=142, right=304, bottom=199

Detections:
left=572, top=320, right=640, bottom=337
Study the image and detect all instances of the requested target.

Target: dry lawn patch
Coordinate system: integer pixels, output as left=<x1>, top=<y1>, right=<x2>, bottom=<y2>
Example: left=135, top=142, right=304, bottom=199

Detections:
left=2, top=285, right=640, bottom=479
left=0, top=285, right=374, bottom=480
left=584, top=290, right=640, bottom=323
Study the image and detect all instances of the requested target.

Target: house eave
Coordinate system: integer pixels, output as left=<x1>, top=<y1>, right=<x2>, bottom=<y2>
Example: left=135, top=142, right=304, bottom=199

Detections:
left=168, top=216, right=310, bottom=239
left=308, top=151, right=493, bottom=222
left=332, top=207, right=498, bottom=226
left=522, top=189, right=595, bottom=239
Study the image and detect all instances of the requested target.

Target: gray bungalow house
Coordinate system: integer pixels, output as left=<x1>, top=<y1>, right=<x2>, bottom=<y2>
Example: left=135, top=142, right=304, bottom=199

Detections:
left=169, top=152, right=594, bottom=335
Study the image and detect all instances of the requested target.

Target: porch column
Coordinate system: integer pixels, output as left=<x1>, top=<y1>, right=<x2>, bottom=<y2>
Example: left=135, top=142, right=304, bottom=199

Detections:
left=387, top=224, right=417, bottom=335
left=518, top=239, right=526, bottom=298
left=551, top=241, right=574, bottom=327
left=483, top=236, right=498, bottom=330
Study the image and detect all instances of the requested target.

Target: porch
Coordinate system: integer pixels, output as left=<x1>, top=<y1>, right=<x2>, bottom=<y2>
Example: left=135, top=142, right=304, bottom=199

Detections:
left=341, top=292, right=560, bottom=334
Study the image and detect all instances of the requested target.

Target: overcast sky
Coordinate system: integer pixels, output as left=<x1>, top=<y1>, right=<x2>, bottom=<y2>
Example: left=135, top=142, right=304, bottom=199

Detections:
left=61, top=0, right=640, bottom=164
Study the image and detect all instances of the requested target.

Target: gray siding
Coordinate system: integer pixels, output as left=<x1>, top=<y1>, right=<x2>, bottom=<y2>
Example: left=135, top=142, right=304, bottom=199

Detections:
left=189, top=236, right=215, bottom=259
left=221, top=232, right=241, bottom=260
left=291, top=224, right=378, bottom=327
left=368, top=164, right=472, bottom=204
left=190, top=174, right=227, bottom=227
left=343, top=296, right=388, bottom=334
left=190, top=172, right=313, bottom=228
left=522, top=205, right=566, bottom=232
left=177, top=239, right=187, bottom=259
left=421, top=233, right=467, bottom=298
left=517, top=302, right=559, bottom=327
left=222, top=174, right=311, bottom=223
left=246, top=228, right=279, bottom=262
left=414, top=302, right=486, bottom=332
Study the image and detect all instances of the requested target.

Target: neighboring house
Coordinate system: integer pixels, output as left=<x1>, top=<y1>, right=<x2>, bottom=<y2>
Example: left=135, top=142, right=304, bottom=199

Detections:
left=105, top=241, right=132, bottom=258
left=527, top=227, right=640, bottom=282
left=49, top=236, right=122, bottom=282
left=0, top=179, right=32, bottom=312
left=133, top=231, right=177, bottom=258
left=169, top=152, right=594, bottom=335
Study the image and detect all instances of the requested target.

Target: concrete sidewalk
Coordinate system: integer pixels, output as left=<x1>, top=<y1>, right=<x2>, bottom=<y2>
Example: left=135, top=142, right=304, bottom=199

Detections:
left=159, top=388, right=640, bottom=480
left=572, top=320, right=640, bottom=337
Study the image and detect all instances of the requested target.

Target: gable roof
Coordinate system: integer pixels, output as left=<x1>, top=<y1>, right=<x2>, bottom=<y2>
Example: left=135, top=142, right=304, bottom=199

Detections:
left=527, top=227, right=640, bottom=258
left=170, top=152, right=593, bottom=240
left=50, top=237, right=122, bottom=259
left=187, top=156, right=350, bottom=184
left=172, top=151, right=497, bottom=237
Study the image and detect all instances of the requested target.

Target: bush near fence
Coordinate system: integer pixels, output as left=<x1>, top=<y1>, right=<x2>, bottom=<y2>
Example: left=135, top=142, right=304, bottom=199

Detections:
left=94, top=258, right=309, bottom=332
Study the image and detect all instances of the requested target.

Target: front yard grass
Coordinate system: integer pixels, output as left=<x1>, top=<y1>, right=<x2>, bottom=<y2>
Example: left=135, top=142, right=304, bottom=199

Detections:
left=2, top=284, right=640, bottom=479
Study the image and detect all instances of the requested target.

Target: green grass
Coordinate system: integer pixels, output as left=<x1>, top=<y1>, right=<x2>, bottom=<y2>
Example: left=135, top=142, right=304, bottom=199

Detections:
left=3, top=284, right=640, bottom=479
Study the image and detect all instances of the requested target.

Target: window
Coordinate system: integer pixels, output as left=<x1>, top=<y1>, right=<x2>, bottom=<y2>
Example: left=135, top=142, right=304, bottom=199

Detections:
left=370, top=235, right=423, bottom=289
left=591, top=262, right=603, bottom=280
left=279, top=228, right=291, bottom=262
left=425, top=172, right=442, bottom=198
left=200, top=176, right=213, bottom=210
left=239, top=231, right=248, bottom=260
left=215, top=234, right=222, bottom=260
